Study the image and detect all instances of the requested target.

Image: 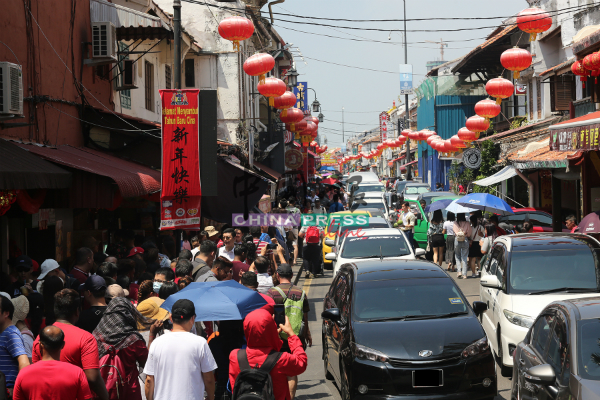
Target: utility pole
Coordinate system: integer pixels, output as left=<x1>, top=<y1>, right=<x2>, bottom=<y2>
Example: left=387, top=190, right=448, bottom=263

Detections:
left=173, top=0, right=181, bottom=89
left=403, top=0, right=412, bottom=181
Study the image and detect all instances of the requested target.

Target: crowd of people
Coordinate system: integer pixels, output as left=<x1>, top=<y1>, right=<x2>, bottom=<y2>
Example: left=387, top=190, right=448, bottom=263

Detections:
left=0, top=223, right=313, bottom=400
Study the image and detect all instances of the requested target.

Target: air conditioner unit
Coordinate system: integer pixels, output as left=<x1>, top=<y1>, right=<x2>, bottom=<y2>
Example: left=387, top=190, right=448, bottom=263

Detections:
left=116, top=59, right=137, bottom=91
left=92, top=22, right=117, bottom=61
left=0, top=62, right=23, bottom=117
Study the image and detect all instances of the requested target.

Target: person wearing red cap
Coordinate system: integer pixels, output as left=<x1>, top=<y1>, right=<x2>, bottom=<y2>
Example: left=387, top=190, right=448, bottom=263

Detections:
left=126, top=247, right=145, bottom=260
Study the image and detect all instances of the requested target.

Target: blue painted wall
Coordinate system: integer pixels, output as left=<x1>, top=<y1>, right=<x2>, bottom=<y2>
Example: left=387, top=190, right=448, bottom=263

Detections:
left=416, top=95, right=485, bottom=190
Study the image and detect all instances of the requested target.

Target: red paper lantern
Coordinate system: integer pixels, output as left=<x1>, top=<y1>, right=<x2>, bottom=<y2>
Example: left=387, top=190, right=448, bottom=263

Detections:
left=458, top=127, right=478, bottom=144
left=304, top=121, right=317, bottom=138
left=466, top=116, right=489, bottom=134
left=280, top=108, right=304, bottom=124
left=591, top=69, right=600, bottom=84
left=408, top=131, right=419, bottom=141
left=420, top=130, right=435, bottom=143
left=500, top=47, right=532, bottom=79
left=450, top=135, right=467, bottom=150
left=572, top=60, right=588, bottom=88
left=516, top=7, right=552, bottom=42
left=304, top=115, right=319, bottom=127
left=258, top=77, right=286, bottom=106
left=310, top=141, right=317, bottom=147
left=400, top=129, right=411, bottom=138
left=273, top=91, right=297, bottom=110
left=243, top=53, right=274, bottom=84
left=474, top=99, right=501, bottom=121
left=218, top=16, right=255, bottom=52
left=486, top=77, right=514, bottom=105
left=583, top=52, right=600, bottom=72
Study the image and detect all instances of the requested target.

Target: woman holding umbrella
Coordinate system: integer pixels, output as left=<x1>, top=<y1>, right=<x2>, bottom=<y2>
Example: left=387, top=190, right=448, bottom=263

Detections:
left=427, top=210, right=445, bottom=267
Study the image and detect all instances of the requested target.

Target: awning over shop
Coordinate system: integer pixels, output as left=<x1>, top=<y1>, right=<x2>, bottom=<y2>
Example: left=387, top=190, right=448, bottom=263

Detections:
left=539, top=58, right=575, bottom=78
left=473, top=166, right=518, bottom=186
left=549, top=111, right=600, bottom=152
left=253, top=161, right=281, bottom=181
left=16, top=144, right=160, bottom=197
left=400, top=160, right=418, bottom=171
left=201, top=158, right=269, bottom=224
left=0, top=140, right=71, bottom=190
left=388, top=156, right=405, bottom=167
left=573, top=25, right=600, bottom=54
left=507, top=136, right=582, bottom=169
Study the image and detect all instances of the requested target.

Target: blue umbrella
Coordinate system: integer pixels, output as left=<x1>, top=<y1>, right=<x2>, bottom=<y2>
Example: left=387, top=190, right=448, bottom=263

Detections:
left=160, top=280, right=266, bottom=321
left=446, top=199, right=477, bottom=215
left=424, top=198, right=454, bottom=213
left=456, top=193, right=514, bottom=215
left=320, top=166, right=335, bottom=171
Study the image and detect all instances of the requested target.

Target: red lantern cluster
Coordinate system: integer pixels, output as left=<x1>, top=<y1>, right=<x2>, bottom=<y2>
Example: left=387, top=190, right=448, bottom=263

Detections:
left=218, top=16, right=254, bottom=52
left=516, top=7, right=552, bottom=42
left=500, top=47, right=532, bottom=79
left=572, top=60, right=588, bottom=88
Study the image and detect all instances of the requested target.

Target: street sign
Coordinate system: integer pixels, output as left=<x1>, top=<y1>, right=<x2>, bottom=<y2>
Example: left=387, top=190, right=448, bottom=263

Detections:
left=293, top=82, right=308, bottom=111
left=399, top=64, right=413, bottom=95
left=463, top=148, right=482, bottom=169
left=515, top=83, right=527, bottom=96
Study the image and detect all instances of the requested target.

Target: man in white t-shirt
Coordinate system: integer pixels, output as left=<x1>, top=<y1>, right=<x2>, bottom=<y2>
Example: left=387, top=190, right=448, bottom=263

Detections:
left=395, top=201, right=416, bottom=249
left=217, top=228, right=235, bottom=261
left=144, top=299, right=217, bottom=400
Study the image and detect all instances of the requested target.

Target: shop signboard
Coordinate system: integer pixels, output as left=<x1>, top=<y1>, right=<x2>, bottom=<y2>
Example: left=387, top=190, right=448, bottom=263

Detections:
left=379, top=112, right=389, bottom=142
left=321, top=153, right=337, bottom=166
left=550, top=123, right=600, bottom=151
left=293, top=82, right=308, bottom=111
left=159, top=89, right=201, bottom=230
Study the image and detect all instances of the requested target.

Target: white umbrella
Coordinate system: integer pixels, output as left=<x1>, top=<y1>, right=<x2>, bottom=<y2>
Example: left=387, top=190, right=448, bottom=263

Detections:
left=445, top=199, right=477, bottom=214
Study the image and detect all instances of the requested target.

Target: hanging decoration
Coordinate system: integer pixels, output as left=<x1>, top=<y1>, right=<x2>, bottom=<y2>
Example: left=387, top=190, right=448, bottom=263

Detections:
left=485, top=77, right=514, bottom=104
left=500, top=47, right=532, bottom=79
left=516, top=7, right=552, bottom=41
left=572, top=60, right=588, bottom=88
left=280, top=107, right=304, bottom=127
left=458, top=127, right=479, bottom=144
left=258, top=77, right=287, bottom=106
left=273, top=91, right=297, bottom=110
left=466, top=116, right=490, bottom=137
left=0, top=190, right=17, bottom=217
left=474, top=99, right=501, bottom=122
left=401, top=129, right=411, bottom=139
left=304, top=121, right=318, bottom=139
left=243, top=53, right=275, bottom=84
left=450, top=135, right=468, bottom=152
left=218, top=16, right=255, bottom=52
left=583, top=53, right=600, bottom=84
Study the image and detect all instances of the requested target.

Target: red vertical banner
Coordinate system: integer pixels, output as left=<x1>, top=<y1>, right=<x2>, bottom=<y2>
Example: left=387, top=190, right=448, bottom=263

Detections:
left=379, top=111, right=389, bottom=142
left=159, top=89, right=201, bottom=230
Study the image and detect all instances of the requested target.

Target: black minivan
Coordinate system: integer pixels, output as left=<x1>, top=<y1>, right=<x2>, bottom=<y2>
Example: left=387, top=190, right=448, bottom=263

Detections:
left=322, top=260, right=496, bottom=399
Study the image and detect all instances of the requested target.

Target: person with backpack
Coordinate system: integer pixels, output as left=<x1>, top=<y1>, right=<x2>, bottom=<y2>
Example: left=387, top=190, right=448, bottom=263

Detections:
left=267, top=264, right=311, bottom=400
left=228, top=308, right=307, bottom=400
left=93, top=297, right=161, bottom=400
left=328, top=194, right=344, bottom=213
left=453, top=213, right=472, bottom=279
left=298, top=213, right=324, bottom=278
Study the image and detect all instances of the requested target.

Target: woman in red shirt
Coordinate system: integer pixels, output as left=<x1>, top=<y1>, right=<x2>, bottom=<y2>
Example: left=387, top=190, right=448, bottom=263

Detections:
left=93, top=297, right=160, bottom=400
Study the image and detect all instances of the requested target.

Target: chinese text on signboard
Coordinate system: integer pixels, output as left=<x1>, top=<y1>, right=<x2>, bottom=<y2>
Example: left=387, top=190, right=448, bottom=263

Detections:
left=550, top=124, right=600, bottom=151
left=293, top=82, right=308, bottom=111
left=160, top=89, right=201, bottom=230
left=379, top=112, right=389, bottom=142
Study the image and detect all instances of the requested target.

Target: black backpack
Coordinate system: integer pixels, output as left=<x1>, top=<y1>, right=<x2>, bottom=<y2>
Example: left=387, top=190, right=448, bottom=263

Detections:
left=232, top=350, right=282, bottom=400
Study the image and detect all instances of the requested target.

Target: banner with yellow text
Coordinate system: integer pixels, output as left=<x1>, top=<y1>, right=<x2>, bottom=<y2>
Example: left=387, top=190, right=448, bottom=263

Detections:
left=160, top=89, right=201, bottom=230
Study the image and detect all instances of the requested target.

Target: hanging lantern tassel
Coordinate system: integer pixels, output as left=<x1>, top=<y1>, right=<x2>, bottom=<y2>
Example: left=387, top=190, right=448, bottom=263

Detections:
left=269, top=97, right=274, bottom=107
left=582, top=76, right=587, bottom=89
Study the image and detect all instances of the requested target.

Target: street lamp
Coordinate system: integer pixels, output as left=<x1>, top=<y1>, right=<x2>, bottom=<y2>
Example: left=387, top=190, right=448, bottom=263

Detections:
left=318, top=112, right=324, bottom=123
left=285, top=67, right=299, bottom=87
left=311, top=99, right=321, bottom=113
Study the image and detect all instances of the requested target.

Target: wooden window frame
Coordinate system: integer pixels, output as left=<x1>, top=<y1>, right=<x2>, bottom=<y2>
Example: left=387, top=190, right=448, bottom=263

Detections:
left=145, top=61, right=154, bottom=111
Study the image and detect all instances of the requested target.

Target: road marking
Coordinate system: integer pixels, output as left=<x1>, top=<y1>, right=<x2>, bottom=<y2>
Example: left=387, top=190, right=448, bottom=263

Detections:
left=303, top=276, right=313, bottom=296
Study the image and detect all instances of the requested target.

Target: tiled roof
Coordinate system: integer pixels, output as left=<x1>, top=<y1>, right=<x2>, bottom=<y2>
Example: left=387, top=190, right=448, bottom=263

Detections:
left=475, top=116, right=561, bottom=143
left=507, top=136, right=581, bottom=163
left=452, top=25, right=518, bottom=73
left=551, top=110, right=600, bottom=126
left=539, top=58, right=575, bottom=77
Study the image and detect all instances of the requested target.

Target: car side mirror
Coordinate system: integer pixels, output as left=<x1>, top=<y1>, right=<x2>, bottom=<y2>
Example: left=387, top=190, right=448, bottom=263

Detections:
left=524, top=364, right=556, bottom=384
left=322, top=308, right=341, bottom=322
left=415, top=248, right=426, bottom=258
left=472, top=301, right=488, bottom=316
left=480, top=275, right=502, bottom=289
left=325, top=238, right=335, bottom=247
left=325, top=252, right=337, bottom=261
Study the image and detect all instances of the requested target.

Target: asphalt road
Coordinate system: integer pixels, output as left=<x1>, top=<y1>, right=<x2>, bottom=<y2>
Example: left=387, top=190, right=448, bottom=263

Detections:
left=293, top=261, right=512, bottom=400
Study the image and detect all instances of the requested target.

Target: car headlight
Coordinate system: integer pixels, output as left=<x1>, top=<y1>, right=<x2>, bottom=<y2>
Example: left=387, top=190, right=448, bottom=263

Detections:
left=351, top=342, right=389, bottom=363
left=503, top=309, right=534, bottom=328
left=462, top=337, right=490, bottom=359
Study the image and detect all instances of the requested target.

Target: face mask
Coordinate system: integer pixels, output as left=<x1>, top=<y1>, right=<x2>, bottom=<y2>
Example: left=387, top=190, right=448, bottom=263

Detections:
left=153, top=282, right=163, bottom=293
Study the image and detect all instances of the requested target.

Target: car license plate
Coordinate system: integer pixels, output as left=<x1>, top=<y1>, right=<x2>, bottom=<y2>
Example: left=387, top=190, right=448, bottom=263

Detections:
left=412, top=369, right=443, bottom=387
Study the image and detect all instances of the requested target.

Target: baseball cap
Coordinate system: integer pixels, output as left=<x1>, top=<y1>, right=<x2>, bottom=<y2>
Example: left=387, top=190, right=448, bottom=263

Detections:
left=127, top=247, right=144, bottom=258
left=14, top=255, right=32, bottom=270
left=171, top=299, right=195, bottom=321
left=137, top=297, right=169, bottom=321
left=79, top=275, right=107, bottom=292
left=277, top=263, right=293, bottom=276
left=38, top=259, right=60, bottom=280
left=11, top=295, right=29, bottom=323
left=314, top=196, right=320, bottom=201
left=105, top=284, right=129, bottom=299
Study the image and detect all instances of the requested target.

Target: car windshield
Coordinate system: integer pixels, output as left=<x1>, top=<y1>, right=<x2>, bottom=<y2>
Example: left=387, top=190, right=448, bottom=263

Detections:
left=341, top=235, right=410, bottom=258
left=328, top=215, right=368, bottom=234
left=578, top=319, right=600, bottom=380
left=353, top=201, right=386, bottom=213
left=353, top=278, right=468, bottom=321
left=355, top=185, right=385, bottom=194
left=509, top=250, right=597, bottom=294
left=405, top=186, right=430, bottom=195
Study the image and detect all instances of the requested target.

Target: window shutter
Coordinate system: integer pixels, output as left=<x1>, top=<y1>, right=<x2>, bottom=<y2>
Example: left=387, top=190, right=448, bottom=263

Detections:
left=536, top=79, right=542, bottom=119
left=529, top=82, right=534, bottom=119
left=553, top=75, right=574, bottom=111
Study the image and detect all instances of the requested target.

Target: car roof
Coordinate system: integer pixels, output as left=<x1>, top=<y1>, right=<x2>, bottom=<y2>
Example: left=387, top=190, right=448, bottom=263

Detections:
left=498, top=233, right=600, bottom=252
left=563, top=297, right=600, bottom=320
left=361, top=192, right=384, bottom=198
left=418, top=191, right=456, bottom=198
left=341, top=260, right=448, bottom=281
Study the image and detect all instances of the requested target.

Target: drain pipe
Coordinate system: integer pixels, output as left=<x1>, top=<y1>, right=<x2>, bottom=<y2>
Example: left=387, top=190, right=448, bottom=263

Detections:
left=268, top=0, right=285, bottom=24
left=514, top=168, right=535, bottom=207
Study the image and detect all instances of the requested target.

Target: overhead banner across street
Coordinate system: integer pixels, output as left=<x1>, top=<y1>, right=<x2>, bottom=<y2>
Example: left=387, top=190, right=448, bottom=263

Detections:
left=160, top=89, right=201, bottom=230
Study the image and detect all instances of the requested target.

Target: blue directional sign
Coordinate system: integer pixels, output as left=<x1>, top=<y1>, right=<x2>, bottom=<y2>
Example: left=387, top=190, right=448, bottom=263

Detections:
left=399, top=64, right=413, bottom=95
left=293, top=82, right=308, bottom=111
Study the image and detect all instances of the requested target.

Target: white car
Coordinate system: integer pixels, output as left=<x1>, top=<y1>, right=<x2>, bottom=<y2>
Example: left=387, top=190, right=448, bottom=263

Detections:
left=325, top=228, right=426, bottom=275
left=325, top=216, right=391, bottom=253
left=479, top=233, right=600, bottom=377
left=350, top=192, right=389, bottom=219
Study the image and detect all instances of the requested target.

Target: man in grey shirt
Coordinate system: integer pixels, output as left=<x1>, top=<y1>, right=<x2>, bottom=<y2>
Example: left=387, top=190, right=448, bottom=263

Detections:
left=192, top=241, right=217, bottom=282
left=196, top=256, right=233, bottom=282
